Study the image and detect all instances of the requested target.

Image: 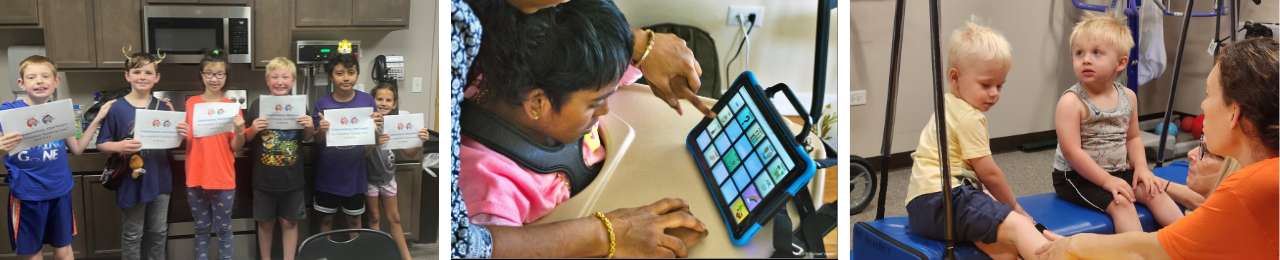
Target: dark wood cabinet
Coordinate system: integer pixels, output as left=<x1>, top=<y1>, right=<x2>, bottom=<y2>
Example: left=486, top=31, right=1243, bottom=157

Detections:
left=41, top=0, right=97, bottom=69
left=352, top=0, right=408, bottom=26
left=295, top=0, right=351, bottom=27
left=377, top=161, right=421, bottom=240
left=255, top=0, right=293, bottom=68
left=44, top=0, right=143, bottom=70
left=296, top=0, right=408, bottom=28
left=82, top=177, right=123, bottom=258
left=196, top=0, right=251, bottom=4
left=0, top=0, right=40, bottom=25
left=94, top=0, right=142, bottom=69
left=147, top=0, right=248, bottom=4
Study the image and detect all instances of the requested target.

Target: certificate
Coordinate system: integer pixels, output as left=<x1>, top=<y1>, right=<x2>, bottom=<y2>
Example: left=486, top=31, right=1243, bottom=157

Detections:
left=382, top=114, right=424, bottom=150
left=135, top=110, right=185, bottom=149
left=259, top=95, right=307, bottom=130
left=0, top=99, right=76, bottom=155
left=323, top=107, right=375, bottom=147
left=193, top=102, right=241, bottom=137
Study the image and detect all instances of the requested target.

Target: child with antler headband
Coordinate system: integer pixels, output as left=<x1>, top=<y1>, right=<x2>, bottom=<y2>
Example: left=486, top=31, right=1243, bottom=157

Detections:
left=0, top=54, right=109, bottom=259
left=94, top=46, right=186, bottom=260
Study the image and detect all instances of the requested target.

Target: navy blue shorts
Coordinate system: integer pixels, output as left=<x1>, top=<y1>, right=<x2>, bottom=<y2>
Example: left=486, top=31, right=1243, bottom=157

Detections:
left=7, top=193, right=75, bottom=255
left=906, top=185, right=1012, bottom=244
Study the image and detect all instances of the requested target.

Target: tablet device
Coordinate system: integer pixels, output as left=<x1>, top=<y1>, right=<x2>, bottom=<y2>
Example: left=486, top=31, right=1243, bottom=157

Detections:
left=685, top=72, right=816, bottom=246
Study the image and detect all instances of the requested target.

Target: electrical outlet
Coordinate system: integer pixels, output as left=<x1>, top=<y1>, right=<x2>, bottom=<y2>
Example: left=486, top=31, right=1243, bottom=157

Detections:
left=851, top=90, right=867, bottom=106
left=355, top=84, right=365, bottom=92
left=412, top=77, right=423, bottom=93
left=726, top=6, right=764, bottom=27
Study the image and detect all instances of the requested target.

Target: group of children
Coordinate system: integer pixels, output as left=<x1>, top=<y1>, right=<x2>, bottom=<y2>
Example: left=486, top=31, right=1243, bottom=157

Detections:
left=904, top=13, right=1185, bottom=259
left=1, top=49, right=427, bottom=260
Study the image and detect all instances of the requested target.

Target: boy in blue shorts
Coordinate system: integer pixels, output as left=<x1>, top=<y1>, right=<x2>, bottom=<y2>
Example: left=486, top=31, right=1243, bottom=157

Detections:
left=1, top=55, right=105, bottom=260
left=902, top=23, right=1060, bottom=260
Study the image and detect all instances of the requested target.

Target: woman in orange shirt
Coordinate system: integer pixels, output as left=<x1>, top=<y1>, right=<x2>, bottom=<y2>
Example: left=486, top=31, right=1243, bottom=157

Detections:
left=182, top=50, right=246, bottom=260
left=1035, top=38, right=1278, bottom=260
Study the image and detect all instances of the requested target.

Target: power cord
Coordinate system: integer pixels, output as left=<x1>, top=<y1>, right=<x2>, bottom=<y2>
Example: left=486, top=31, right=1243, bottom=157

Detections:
left=725, top=13, right=757, bottom=93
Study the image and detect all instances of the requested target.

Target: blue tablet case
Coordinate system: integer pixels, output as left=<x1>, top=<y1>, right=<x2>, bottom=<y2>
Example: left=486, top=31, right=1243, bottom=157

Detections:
left=685, top=72, right=816, bottom=245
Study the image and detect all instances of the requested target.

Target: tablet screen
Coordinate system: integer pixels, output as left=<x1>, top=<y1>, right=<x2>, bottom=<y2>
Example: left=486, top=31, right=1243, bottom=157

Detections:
left=690, top=84, right=799, bottom=235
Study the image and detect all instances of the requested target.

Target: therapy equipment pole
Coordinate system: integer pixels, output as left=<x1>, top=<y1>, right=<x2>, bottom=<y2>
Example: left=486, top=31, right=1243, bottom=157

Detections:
left=873, top=0, right=907, bottom=221
left=927, top=0, right=955, bottom=259
left=1156, top=0, right=1197, bottom=168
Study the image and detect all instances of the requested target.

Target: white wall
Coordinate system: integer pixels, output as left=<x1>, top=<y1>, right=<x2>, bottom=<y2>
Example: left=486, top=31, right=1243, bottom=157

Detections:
left=849, top=0, right=1084, bottom=156
left=847, top=0, right=1277, bottom=158
left=615, top=0, right=839, bottom=99
left=0, top=1, right=439, bottom=130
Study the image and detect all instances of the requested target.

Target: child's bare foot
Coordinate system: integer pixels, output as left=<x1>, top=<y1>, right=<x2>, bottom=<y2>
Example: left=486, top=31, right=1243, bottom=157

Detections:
left=1041, top=229, right=1064, bottom=241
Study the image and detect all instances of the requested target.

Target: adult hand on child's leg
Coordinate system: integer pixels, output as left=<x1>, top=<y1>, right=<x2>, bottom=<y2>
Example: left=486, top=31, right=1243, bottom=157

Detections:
left=1131, top=170, right=1163, bottom=199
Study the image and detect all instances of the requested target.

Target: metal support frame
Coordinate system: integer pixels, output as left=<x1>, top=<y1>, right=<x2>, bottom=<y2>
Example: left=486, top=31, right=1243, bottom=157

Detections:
left=926, top=0, right=956, bottom=257
left=811, top=0, right=837, bottom=125
left=873, top=0, right=907, bottom=221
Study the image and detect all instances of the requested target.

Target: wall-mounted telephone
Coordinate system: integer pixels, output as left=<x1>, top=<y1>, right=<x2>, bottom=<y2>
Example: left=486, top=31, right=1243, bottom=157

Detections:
left=373, top=55, right=406, bottom=83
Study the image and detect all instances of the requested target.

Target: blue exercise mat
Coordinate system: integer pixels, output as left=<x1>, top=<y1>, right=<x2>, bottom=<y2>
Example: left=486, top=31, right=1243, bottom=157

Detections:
left=853, top=161, right=1191, bottom=260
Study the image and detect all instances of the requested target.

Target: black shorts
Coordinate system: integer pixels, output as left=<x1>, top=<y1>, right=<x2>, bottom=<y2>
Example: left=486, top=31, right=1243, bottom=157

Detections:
left=313, top=191, right=365, bottom=216
left=1052, top=169, right=1134, bottom=212
left=905, top=185, right=1013, bottom=244
left=254, top=188, right=307, bottom=222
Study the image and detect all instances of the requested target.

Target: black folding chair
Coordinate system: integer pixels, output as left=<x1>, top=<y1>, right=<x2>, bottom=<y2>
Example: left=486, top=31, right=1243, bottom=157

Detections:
left=297, top=229, right=403, bottom=260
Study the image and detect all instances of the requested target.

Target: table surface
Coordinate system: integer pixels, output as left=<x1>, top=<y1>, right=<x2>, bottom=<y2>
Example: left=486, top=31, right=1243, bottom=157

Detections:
left=529, top=84, right=827, bottom=258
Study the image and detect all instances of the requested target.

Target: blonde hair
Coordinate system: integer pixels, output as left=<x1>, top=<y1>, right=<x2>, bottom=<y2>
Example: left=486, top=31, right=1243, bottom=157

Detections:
left=947, top=20, right=1012, bottom=72
left=265, top=57, right=297, bottom=78
left=18, top=55, right=57, bottom=77
left=1070, top=12, right=1134, bottom=57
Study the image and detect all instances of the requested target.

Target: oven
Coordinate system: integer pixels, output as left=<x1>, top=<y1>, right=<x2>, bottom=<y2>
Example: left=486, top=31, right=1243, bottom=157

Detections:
left=143, top=6, right=251, bottom=64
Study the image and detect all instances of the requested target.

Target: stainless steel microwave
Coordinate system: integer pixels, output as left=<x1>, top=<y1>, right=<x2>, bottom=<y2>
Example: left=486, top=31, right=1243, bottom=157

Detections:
left=143, top=6, right=251, bottom=64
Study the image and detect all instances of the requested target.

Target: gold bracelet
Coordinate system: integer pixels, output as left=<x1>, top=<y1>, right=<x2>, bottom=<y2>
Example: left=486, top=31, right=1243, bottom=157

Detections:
left=593, top=212, right=616, bottom=258
left=633, top=29, right=655, bottom=68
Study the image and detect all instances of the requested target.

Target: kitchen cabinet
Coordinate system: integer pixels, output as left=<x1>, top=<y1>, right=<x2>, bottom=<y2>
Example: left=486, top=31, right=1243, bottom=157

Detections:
left=255, top=0, right=293, bottom=68
left=371, top=157, right=422, bottom=241
left=41, top=0, right=96, bottom=69
left=0, top=0, right=39, bottom=25
left=94, top=0, right=142, bottom=68
left=147, top=0, right=250, bottom=4
left=42, top=0, right=141, bottom=69
left=0, top=176, right=90, bottom=259
left=295, top=0, right=351, bottom=27
left=352, top=0, right=408, bottom=26
left=81, top=176, right=123, bottom=258
left=295, top=0, right=408, bottom=28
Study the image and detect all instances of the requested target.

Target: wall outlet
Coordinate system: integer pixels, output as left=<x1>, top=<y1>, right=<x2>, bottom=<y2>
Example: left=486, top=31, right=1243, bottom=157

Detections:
left=726, top=6, right=764, bottom=27
left=412, top=77, right=423, bottom=93
left=851, top=90, right=867, bottom=106
left=355, top=84, right=365, bottom=92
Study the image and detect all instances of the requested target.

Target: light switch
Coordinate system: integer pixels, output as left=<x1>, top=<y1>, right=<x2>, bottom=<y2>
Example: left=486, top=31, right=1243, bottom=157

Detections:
left=412, top=77, right=423, bottom=93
